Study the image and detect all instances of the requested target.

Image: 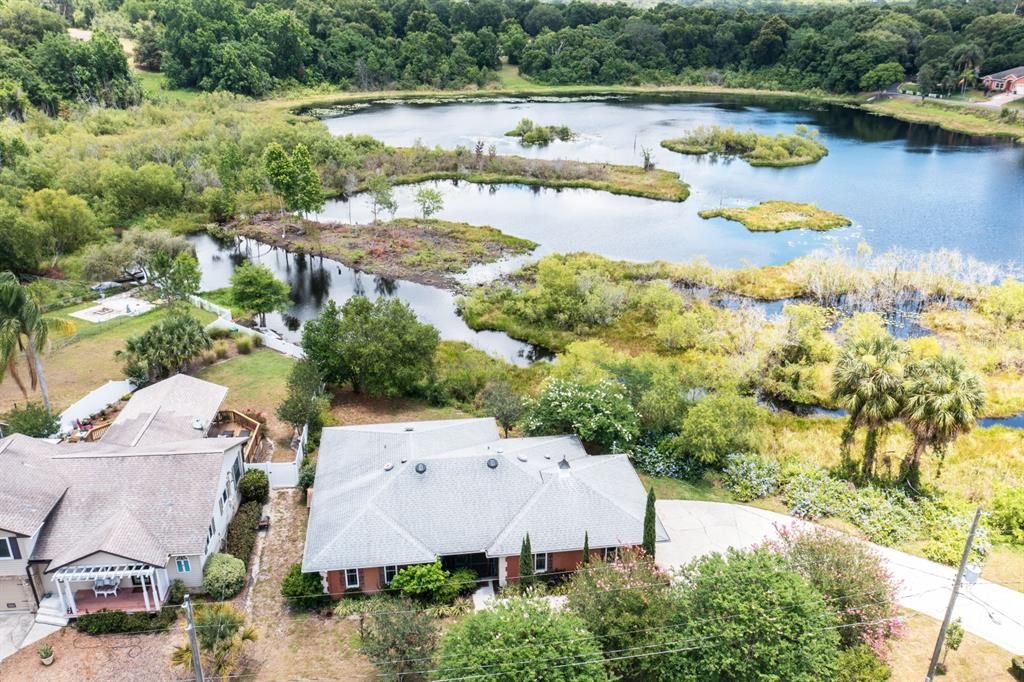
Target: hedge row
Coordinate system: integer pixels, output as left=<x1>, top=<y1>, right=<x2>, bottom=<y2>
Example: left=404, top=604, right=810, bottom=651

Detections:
left=225, top=501, right=262, bottom=567
left=76, top=607, right=178, bottom=635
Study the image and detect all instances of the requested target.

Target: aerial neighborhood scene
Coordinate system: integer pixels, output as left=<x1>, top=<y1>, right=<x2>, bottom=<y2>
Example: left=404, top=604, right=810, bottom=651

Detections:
left=0, top=0, right=1023, bottom=679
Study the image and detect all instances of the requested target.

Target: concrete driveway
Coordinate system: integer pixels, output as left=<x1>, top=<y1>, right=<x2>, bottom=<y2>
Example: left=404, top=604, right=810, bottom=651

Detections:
left=0, top=613, right=37, bottom=662
left=655, top=500, right=1024, bottom=655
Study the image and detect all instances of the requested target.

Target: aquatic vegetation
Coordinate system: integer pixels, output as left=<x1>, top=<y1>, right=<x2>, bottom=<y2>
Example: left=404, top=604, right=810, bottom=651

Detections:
left=504, top=118, right=576, bottom=146
left=661, top=125, right=828, bottom=167
left=699, top=201, right=851, bottom=232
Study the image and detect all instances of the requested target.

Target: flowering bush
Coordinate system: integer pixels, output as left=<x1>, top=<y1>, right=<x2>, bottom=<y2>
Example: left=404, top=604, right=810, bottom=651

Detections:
left=631, top=441, right=702, bottom=479
left=523, top=377, right=639, bottom=451
left=722, top=452, right=780, bottom=501
left=783, top=467, right=852, bottom=520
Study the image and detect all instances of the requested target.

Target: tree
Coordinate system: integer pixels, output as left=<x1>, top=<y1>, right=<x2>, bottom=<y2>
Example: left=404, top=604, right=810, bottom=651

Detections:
left=0, top=203, right=42, bottom=276
left=170, top=603, right=257, bottom=677
left=300, top=296, right=439, bottom=397
left=150, top=251, right=201, bottom=304
left=22, top=188, right=98, bottom=265
left=435, top=598, right=609, bottom=682
left=643, top=486, right=657, bottom=557
left=565, top=548, right=673, bottom=681
left=581, top=531, right=590, bottom=565
left=669, top=391, right=762, bottom=467
left=230, top=263, right=290, bottom=326
left=768, top=525, right=903, bottom=655
left=0, top=272, right=73, bottom=411
left=366, top=172, right=397, bottom=223
left=667, top=549, right=841, bottom=681
left=117, top=312, right=211, bottom=383
left=523, top=377, right=639, bottom=452
left=263, top=142, right=296, bottom=217
left=860, top=62, right=905, bottom=93
left=900, top=355, right=984, bottom=483
left=831, top=335, right=908, bottom=478
left=289, top=143, right=325, bottom=216
left=134, top=21, right=163, bottom=71
left=479, top=379, right=523, bottom=437
left=389, top=559, right=450, bottom=602
left=2, top=401, right=59, bottom=437
left=360, top=600, right=438, bottom=681
left=917, top=64, right=939, bottom=101
left=518, top=534, right=535, bottom=587
left=414, top=187, right=444, bottom=219
left=276, top=360, right=327, bottom=430
left=941, top=618, right=964, bottom=671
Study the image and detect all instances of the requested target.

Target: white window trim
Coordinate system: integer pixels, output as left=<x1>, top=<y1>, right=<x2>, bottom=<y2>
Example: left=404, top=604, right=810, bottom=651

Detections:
left=383, top=565, right=399, bottom=584
left=0, top=538, right=12, bottom=560
left=603, top=547, right=620, bottom=562
left=345, top=569, right=360, bottom=589
left=175, top=556, right=192, bottom=573
left=533, top=553, right=548, bottom=574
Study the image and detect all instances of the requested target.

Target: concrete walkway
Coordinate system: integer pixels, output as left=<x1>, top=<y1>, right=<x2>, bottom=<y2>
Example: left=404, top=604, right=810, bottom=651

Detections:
left=0, top=614, right=60, bottom=662
left=655, top=500, right=1024, bottom=655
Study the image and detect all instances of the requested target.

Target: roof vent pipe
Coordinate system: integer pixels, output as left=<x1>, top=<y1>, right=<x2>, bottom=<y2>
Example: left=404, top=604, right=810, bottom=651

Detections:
left=415, top=463, right=427, bottom=474
left=192, top=418, right=205, bottom=431
left=384, top=463, right=394, bottom=471
left=487, top=458, right=499, bottom=469
left=404, top=426, right=415, bottom=432
left=517, top=454, right=528, bottom=462
left=558, top=456, right=571, bottom=470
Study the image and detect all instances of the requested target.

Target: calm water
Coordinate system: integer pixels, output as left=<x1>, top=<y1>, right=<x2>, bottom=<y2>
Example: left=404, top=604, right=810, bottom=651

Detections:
left=324, top=94, right=1024, bottom=270
left=189, top=234, right=545, bottom=366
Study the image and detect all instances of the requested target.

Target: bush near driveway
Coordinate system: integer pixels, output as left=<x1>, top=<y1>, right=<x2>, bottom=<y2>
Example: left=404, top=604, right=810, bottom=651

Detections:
left=225, top=501, right=262, bottom=567
left=203, top=553, right=246, bottom=599
left=239, top=469, right=269, bottom=504
left=76, top=606, right=178, bottom=634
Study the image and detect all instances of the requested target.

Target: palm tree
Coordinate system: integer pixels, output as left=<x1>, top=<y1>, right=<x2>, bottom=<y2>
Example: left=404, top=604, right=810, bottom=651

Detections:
left=900, top=355, right=985, bottom=485
left=831, top=335, right=908, bottom=478
left=0, top=272, right=74, bottom=412
left=171, top=604, right=258, bottom=677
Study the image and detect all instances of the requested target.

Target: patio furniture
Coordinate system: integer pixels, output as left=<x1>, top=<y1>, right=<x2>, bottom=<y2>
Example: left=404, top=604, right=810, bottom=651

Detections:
left=93, top=578, right=119, bottom=598
left=221, top=430, right=235, bottom=438
left=238, top=429, right=251, bottom=438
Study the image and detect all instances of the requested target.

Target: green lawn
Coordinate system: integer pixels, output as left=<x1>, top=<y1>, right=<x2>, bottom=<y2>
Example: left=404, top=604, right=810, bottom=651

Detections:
left=640, top=472, right=737, bottom=503
left=0, top=304, right=216, bottom=414
left=134, top=69, right=202, bottom=104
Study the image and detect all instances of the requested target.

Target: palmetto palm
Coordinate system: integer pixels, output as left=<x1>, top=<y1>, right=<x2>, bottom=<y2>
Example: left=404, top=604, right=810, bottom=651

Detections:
left=170, top=604, right=258, bottom=677
left=900, top=355, right=984, bottom=483
left=831, top=336, right=908, bottom=478
left=0, top=272, right=74, bottom=411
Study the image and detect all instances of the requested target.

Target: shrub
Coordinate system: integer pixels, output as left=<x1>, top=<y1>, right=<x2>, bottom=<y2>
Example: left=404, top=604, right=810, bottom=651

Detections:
left=208, top=327, right=234, bottom=340
left=203, top=553, right=246, bottom=599
left=235, top=337, right=253, bottom=354
left=167, top=579, right=186, bottom=606
left=783, top=467, right=852, bottom=520
left=224, top=501, right=262, bottom=566
left=251, top=333, right=264, bottom=348
left=76, top=607, right=178, bottom=635
left=280, top=563, right=330, bottom=609
left=992, top=488, right=1024, bottom=543
left=834, top=645, right=892, bottom=682
left=201, top=350, right=218, bottom=365
left=3, top=402, right=60, bottom=437
left=436, top=568, right=478, bottom=603
left=523, top=377, right=639, bottom=451
left=213, top=340, right=230, bottom=359
left=333, top=594, right=395, bottom=619
left=390, top=560, right=450, bottom=604
left=239, top=469, right=269, bottom=504
left=669, top=391, right=762, bottom=466
left=1012, top=655, right=1024, bottom=682
left=298, top=461, right=316, bottom=490
left=360, top=599, right=438, bottom=680
left=722, top=452, right=780, bottom=501
left=919, top=501, right=990, bottom=565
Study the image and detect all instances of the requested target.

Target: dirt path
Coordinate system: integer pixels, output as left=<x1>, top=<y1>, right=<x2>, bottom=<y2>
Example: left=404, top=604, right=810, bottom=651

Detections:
left=0, top=628, right=181, bottom=681
left=247, top=489, right=376, bottom=681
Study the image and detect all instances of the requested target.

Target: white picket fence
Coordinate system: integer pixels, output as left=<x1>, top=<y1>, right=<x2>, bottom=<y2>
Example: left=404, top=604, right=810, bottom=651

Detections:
left=245, top=423, right=307, bottom=489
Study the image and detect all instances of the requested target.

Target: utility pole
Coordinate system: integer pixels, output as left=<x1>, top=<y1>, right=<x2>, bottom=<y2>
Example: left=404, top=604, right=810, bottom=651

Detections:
left=183, top=594, right=205, bottom=682
left=924, top=507, right=982, bottom=682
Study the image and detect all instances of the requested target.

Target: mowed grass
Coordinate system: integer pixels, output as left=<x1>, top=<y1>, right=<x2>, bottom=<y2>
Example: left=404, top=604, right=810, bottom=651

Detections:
left=889, top=610, right=1018, bottom=681
left=0, top=304, right=215, bottom=414
left=134, top=69, right=202, bottom=104
left=865, top=98, right=1024, bottom=142
left=197, top=349, right=296, bottom=449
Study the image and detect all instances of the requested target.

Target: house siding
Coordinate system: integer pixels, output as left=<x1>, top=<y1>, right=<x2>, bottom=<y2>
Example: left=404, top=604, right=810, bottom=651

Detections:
left=166, top=554, right=203, bottom=589
left=202, top=446, right=245, bottom=564
left=0, top=531, right=34, bottom=578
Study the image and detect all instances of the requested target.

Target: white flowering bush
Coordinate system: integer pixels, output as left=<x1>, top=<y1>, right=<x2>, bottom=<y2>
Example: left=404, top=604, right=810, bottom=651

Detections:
left=782, top=467, right=852, bottom=520
left=722, top=452, right=780, bottom=502
left=523, top=377, right=639, bottom=451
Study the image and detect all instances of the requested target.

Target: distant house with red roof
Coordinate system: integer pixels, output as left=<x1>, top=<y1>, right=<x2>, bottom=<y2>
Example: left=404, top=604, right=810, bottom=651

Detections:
left=981, top=66, right=1024, bottom=94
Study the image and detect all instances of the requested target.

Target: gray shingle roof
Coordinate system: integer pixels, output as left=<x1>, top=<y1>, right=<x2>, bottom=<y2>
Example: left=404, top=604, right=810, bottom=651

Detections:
left=983, top=66, right=1024, bottom=81
left=32, top=439, right=243, bottom=570
left=101, top=374, right=227, bottom=447
left=0, top=435, right=67, bottom=536
left=303, top=419, right=667, bottom=572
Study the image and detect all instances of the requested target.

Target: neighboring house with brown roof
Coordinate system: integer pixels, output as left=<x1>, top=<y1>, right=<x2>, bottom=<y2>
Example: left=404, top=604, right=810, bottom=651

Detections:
left=303, top=418, right=668, bottom=597
left=0, top=375, right=247, bottom=625
left=982, top=66, right=1024, bottom=94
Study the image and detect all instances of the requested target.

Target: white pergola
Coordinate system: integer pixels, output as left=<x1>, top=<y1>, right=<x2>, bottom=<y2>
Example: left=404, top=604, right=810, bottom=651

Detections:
left=52, top=563, right=168, bottom=616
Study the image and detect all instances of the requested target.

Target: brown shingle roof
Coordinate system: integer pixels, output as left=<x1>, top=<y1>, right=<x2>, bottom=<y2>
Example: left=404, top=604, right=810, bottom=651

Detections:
left=0, top=435, right=67, bottom=536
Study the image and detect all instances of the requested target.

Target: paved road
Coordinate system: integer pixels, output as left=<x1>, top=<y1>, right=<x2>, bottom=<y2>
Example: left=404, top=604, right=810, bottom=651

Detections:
left=655, top=500, right=1024, bottom=655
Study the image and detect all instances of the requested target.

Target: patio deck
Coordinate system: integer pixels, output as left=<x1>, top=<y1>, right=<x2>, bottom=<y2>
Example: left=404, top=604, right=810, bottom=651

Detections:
left=72, top=588, right=154, bottom=615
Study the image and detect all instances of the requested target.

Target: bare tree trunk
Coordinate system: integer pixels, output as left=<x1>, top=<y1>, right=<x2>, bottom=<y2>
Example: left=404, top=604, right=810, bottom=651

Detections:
left=26, top=334, right=51, bottom=412
left=862, top=428, right=878, bottom=479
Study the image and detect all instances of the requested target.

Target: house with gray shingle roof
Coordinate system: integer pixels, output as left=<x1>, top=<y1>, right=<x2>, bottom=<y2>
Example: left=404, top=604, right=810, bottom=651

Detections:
left=982, top=66, right=1024, bottom=94
left=302, top=418, right=668, bottom=597
left=0, top=375, right=247, bottom=624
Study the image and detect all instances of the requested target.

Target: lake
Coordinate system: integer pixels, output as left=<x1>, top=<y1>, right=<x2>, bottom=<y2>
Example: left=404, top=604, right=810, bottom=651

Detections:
left=323, top=94, right=1024, bottom=270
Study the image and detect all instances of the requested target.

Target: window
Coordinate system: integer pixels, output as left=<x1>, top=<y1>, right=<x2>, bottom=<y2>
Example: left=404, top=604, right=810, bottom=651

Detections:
left=232, top=456, right=242, bottom=484
left=603, top=547, right=620, bottom=562
left=176, top=557, right=192, bottom=573
left=0, top=538, right=12, bottom=560
left=344, top=569, right=360, bottom=589
left=533, top=553, right=548, bottom=574
left=208, top=522, right=215, bottom=539
left=222, top=487, right=229, bottom=504
left=218, top=497, right=224, bottom=515
left=382, top=566, right=399, bottom=584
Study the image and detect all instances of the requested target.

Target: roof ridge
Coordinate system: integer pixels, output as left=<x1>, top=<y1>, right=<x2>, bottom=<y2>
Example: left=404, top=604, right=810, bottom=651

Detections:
left=486, top=476, right=557, bottom=555
left=369, top=504, right=436, bottom=557
left=571, top=455, right=645, bottom=524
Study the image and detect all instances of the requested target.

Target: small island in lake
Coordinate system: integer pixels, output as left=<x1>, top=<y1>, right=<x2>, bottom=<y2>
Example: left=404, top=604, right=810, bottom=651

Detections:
left=505, top=117, right=576, bottom=146
left=698, top=201, right=851, bottom=232
left=661, top=125, right=828, bottom=167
